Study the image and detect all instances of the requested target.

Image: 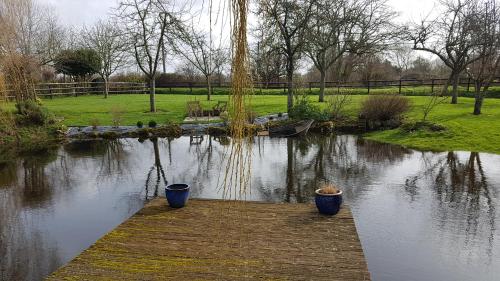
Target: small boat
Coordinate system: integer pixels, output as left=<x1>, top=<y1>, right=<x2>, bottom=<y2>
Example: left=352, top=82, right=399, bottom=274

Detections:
left=269, top=120, right=314, bottom=137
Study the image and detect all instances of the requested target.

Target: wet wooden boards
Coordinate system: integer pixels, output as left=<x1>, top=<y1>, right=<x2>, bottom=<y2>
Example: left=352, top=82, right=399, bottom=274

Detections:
left=47, top=199, right=370, bottom=281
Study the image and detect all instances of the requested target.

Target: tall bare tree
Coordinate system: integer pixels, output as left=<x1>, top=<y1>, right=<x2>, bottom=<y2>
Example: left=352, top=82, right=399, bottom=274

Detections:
left=409, top=0, right=487, bottom=104
left=251, top=19, right=286, bottom=87
left=259, top=0, right=316, bottom=111
left=117, top=0, right=183, bottom=112
left=306, top=0, right=396, bottom=102
left=82, top=20, right=128, bottom=98
left=466, top=0, right=500, bottom=115
left=0, top=0, right=65, bottom=65
left=171, top=25, right=227, bottom=101
left=389, top=46, right=415, bottom=79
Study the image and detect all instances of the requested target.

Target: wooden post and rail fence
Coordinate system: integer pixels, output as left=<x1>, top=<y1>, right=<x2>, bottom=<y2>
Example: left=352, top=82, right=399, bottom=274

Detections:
left=1, top=77, right=497, bottom=101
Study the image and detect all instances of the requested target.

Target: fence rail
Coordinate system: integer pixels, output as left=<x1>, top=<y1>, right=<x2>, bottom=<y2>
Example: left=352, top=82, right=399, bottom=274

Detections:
left=1, top=82, right=147, bottom=101
left=2, top=77, right=500, bottom=101
left=157, top=77, right=500, bottom=94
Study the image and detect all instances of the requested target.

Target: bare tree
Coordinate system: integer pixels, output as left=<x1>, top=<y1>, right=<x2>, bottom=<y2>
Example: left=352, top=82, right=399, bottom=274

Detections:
left=409, top=0, right=486, bottom=104
left=306, top=0, right=396, bottom=102
left=82, top=20, right=128, bottom=98
left=389, top=46, right=415, bottom=79
left=250, top=20, right=285, bottom=87
left=176, top=59, right=200, bottom=81
left=466, top=0, right=500, bottom=115
left=117, top=0, right=184, bottom=112
left=0, top=0, right=65, bottom=65
left=171, top=25, right=226, bottom=101
left=259, top=0, right=316, bottom=111
left=422, top=92, right=449, bottom=121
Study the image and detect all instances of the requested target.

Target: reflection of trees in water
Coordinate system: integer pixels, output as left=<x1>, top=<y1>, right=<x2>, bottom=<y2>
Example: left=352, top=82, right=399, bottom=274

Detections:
left=97, top=140, right=131, bottom=179
left=15, top=149, right=68, bottom=208
left=65, top=140, right=132, bottom=182
left=0, top=161, right=17, bottom=188
left=144, top=138, right=168, bottom=200
left=355, top=138, right=412, bottom=164
left=178, top=136, right=226, bottom=197
left=277, top=135, right=411, bottom=203
left=406, top=151, right=497, bottom=260
left=0, top=151, right=62, bottom=281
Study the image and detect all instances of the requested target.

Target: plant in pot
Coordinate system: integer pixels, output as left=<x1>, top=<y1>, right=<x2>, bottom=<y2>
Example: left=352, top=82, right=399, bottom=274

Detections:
left=165, top=184, right=190, bottom=208
left=315, top=183, right=342, bottom=215
left=137, top=121, right=144, bottom=128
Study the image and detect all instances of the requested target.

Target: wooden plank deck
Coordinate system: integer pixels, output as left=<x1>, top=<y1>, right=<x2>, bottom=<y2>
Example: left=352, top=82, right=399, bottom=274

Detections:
left=47, top=199, right=370, bottom=281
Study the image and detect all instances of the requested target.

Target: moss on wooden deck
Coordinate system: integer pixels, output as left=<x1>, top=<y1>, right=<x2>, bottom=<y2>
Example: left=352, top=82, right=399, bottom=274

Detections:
left=47, top=199, right=370, bottom=280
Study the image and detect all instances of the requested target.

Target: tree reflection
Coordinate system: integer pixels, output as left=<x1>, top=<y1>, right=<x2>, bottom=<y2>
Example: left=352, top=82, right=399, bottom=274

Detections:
left=144, top=138, right=167, bottom=200
left=0, top=151, right=62, bottom=280
left=279, top=135, right=411, bottom=203
left=406, top=151, right=497, bottom=259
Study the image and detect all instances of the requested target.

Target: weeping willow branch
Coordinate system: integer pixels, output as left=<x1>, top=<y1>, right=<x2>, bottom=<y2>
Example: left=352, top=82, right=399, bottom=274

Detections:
left=222, top=0, right=253, bottom=201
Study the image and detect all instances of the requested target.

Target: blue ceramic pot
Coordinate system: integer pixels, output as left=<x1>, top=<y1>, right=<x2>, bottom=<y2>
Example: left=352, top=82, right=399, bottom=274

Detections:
left=165, top=184, right=190, bottom=208
left=315, top=189, right=343, bottom=215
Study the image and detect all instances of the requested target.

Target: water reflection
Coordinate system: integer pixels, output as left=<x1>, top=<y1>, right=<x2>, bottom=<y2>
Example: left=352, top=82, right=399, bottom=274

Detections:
left=144, top=138, right=168, bottom=199
left=0, top=136, right=499, bottom=281
left=403, top=151, right=497, bottom=264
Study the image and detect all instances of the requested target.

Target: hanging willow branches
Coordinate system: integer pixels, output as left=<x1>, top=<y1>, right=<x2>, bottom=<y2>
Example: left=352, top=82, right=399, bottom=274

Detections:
left=222, top=0, right=253, bottom=200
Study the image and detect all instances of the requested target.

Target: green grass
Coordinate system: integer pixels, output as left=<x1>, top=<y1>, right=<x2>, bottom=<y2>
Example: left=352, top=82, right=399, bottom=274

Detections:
left=3, top=93, right=500, bottom=154
left=155, top=85, right=500, bottom=98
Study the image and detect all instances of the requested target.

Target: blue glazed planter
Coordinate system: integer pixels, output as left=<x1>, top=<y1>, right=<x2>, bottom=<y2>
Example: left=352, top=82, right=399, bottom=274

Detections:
left=165, top=184, right=190, bottom=208
left=315, top=189, right=343, bottom=215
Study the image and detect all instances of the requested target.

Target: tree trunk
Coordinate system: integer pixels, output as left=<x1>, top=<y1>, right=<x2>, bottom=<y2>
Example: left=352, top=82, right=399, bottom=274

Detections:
left=440, top=75, right=451, bottom=95
left=473, top=89, right=484, bottom=115
left=149, top=78, right=156, bottom=113
left=286, top=62, right=294, bottom=112
left=206, top=74, right=212, bottom=101
left=104, top=77, right=109, bottom=99
left=319, top=70, right=326, bottom=103
left=451, top=73, right=459, bottom=104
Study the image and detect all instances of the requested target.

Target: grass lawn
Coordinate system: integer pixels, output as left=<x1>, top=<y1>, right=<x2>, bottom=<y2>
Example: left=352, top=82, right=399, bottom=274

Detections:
left=2, top=93, right=499, bottom=154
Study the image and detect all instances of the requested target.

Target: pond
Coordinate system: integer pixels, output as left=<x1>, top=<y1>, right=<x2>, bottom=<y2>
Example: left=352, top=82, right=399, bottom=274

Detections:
left=1, top=135, right=499, bottom=281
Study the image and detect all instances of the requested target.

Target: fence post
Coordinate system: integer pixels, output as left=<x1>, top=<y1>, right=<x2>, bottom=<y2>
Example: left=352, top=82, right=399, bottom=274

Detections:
left=309, top=82, right=312, bottom=93
left=398, top=79, right=402, bottom=95
left=367, top=80, right=370, bottom=94
left=283, top=82, right=286, bottom=94
left=189, top=82, right=193, bottom=94
left=431, top=79, right=435, bottom=93
left=48, top=85, right=53, bottom=99
left=467, top=77, right=471, bottom=92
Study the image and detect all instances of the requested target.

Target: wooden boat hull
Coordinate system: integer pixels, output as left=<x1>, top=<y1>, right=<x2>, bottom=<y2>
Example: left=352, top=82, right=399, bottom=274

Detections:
left=269, top=120, right=314, bottom=137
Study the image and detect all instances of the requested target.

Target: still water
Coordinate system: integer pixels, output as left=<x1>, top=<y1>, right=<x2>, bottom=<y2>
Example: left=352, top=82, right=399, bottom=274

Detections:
left=1, top=135, right=499, bottom=281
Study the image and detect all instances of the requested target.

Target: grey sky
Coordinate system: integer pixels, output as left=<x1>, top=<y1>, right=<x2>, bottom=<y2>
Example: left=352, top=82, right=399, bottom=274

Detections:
left=40, top=0, right=437, bottom=27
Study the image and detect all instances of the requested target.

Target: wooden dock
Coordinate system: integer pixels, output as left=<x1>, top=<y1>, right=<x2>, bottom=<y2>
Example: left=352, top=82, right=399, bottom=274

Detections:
left=47, top=199, right=370, bottom=280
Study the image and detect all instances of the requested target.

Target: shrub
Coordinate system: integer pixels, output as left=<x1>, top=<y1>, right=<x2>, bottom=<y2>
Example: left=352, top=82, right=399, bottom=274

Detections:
left=360, top=95, right=410, bottom=121
left=110, top=106, right=125, bottom=128
left=148, top=120, right=157, bottom=128
left=137, top=121, right=144, bottom=128
left=401, top=121, right=446, bottom=133
left=15, top=100, right=51, bottom=125
left=90, top=118, right=100, bottom=129
left=246, top=111, right=258, bottom=123
left=327, top=90, right=352, bottom=120
left=289, top=98, right=330, bottom=121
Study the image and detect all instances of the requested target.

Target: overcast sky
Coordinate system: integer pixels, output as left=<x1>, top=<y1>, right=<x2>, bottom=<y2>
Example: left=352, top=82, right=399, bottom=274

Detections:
left=40, top=0, right=438, bottom=27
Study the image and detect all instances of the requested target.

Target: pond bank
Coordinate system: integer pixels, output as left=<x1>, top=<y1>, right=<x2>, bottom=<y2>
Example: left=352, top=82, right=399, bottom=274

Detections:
left=0, top=124, right=65, bottom=165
